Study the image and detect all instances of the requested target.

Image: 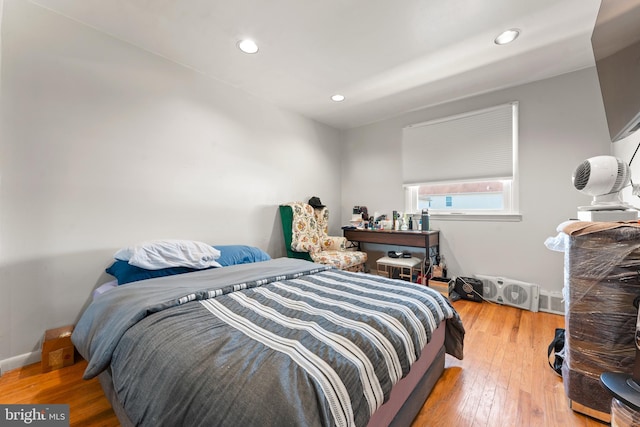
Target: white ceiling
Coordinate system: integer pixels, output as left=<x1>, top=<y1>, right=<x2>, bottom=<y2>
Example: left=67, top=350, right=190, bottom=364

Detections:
left=32, top=0, right=606, bottom=129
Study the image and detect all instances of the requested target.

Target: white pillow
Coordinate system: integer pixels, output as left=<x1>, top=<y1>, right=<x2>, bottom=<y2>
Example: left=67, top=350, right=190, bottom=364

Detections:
left=114, top=240, right=222, bottom=270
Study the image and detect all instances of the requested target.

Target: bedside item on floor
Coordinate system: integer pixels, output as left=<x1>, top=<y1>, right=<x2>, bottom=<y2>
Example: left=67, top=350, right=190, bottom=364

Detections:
left=431, top=255, right=443, bottom=277
left=428, top=277, right=452, bottom=299
left=432, top=255, right=447, bottom=278
left=42, top=325, right=75, bottom=373
left=438, top=255, right=447, bottom=277
left=548, top=328, right=566, bottom=377
left=449, top=290, right=461, bottom=301
left=454, top=277, right=483, bottom=302
left=432, top=265, right=443, bottom=277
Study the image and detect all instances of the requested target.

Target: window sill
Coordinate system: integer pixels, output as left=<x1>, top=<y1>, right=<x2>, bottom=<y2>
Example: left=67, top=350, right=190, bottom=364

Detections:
left=430, top=212, right=522, bottom=222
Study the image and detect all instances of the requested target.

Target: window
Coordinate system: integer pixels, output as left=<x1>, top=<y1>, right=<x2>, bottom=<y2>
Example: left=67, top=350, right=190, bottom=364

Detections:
left=402, top=102, right=519, bottom=219
left=405, top=179, right=513, bottom=213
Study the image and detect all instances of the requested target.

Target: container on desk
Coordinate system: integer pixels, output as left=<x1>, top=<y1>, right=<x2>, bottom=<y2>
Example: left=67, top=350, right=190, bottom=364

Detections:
left=421, top=210, right=430, bottom=231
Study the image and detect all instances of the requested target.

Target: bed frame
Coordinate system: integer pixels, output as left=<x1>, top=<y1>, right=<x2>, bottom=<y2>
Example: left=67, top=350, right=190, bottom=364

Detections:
left=97, top=323, right=446, bottom=427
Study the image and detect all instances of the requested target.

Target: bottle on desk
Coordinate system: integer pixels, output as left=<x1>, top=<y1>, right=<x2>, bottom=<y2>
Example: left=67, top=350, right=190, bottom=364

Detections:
left=421, top=209, right=430, bottom=231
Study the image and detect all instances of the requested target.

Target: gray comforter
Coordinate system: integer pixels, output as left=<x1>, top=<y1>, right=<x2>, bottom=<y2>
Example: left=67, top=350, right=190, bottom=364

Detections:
left=72, top=258, right=464, bottom=427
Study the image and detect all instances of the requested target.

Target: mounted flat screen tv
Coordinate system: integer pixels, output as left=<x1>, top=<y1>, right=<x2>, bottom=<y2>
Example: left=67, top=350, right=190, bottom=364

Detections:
left=591, top=0, right=640, bottom=142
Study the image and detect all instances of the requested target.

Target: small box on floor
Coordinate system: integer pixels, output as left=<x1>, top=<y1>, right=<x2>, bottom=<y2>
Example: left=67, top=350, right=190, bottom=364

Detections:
left=428, top=277, right=451, bottom=299
left=41, top=325, right=75, bottom=373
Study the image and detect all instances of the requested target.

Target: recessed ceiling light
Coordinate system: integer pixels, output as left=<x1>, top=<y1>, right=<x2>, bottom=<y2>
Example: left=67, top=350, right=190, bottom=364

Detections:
left=331, top=94, right=345, bottom=102
left=494, top=29, right=520, bottom=45
left=237, top=39, right=259, bottom=54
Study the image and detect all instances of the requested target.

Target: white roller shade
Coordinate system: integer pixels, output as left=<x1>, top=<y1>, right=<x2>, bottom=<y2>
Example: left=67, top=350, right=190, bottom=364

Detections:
left=402, top=102, right=518, bottom=184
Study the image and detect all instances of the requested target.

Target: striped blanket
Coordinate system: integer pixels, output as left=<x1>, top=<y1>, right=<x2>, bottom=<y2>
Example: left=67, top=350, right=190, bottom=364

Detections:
left=73, top=258, right=464, bottom=427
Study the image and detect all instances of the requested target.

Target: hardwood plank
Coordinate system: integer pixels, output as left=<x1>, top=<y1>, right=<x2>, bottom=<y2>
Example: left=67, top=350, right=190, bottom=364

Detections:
left=412, top=300, right=607, bottom=427
left=0, top=300, right=607, bottom=426
left=0, top=360, right=117, bottom=427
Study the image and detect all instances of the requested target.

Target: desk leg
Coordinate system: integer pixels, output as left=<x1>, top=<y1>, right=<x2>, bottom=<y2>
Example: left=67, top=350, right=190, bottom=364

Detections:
left=425, top=245, right=439, bottom=278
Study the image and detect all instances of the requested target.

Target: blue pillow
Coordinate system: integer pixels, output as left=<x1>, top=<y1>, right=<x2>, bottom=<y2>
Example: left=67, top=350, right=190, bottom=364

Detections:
left=106, top=246, right=270, bottom=285
left=106, top=260, right=202, bottom=285
left=215, top=245, right=271, bottom=267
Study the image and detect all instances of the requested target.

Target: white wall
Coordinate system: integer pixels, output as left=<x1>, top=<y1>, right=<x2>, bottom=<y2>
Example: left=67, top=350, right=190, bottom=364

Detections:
left=0, top=0, right=342, bottom=368
left=341, top=68, right=612, bottom=293
left=612, top=130, right=640, bottom=205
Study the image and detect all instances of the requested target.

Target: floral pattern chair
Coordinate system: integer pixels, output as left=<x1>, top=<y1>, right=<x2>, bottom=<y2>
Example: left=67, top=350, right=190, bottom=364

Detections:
left=279, top=202, right=367, bottom=272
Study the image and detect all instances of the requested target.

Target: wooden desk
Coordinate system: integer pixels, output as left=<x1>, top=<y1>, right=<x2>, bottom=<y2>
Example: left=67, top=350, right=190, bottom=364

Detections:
left=343, top=228, right=439, bottom=263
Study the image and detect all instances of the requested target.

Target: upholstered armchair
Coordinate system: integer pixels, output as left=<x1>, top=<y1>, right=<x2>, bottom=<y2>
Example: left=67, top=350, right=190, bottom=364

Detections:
left=279, top=202, right=367, bottom=272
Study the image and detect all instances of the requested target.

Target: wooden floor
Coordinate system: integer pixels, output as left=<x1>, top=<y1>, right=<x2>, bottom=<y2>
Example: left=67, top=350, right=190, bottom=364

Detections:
left=412, top=300, right=604, bottom=427
left=0, top=300, right=605, bottom=427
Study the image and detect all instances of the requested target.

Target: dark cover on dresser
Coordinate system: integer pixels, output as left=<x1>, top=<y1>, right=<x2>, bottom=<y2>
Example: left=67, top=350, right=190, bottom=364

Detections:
left=562, top=224, right=640, bottom=414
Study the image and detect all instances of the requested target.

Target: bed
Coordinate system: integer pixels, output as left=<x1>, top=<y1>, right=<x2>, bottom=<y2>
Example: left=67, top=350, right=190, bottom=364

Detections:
left=72, top=243, right=464, bottom=427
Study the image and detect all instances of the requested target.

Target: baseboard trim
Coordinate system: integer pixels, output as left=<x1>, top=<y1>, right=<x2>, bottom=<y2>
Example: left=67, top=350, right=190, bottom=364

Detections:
left=0, top=351, right=41, bottom=376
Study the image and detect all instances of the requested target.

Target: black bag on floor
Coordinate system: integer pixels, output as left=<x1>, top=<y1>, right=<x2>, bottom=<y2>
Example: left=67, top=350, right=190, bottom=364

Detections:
left=547, top=328, right=565, bottom=376
left=453, top=277, right=483, bottom=302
